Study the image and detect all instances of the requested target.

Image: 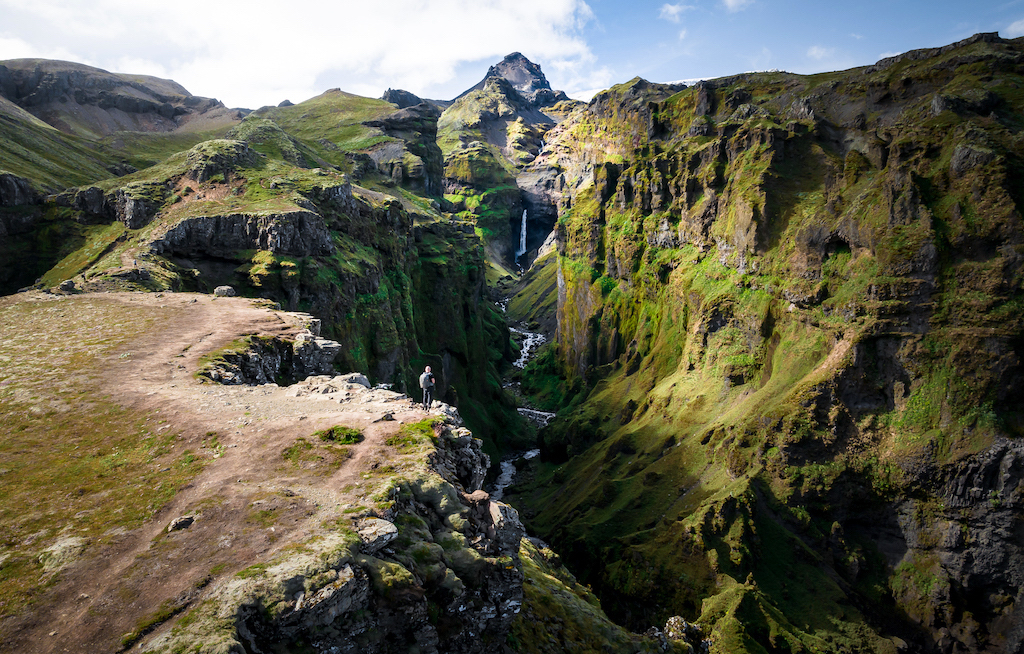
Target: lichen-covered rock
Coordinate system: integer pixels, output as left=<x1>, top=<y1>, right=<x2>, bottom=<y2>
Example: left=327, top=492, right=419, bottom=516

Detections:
left=356, top=518, right=398, bottom=554
left=38, top=536, right=86, bottom=573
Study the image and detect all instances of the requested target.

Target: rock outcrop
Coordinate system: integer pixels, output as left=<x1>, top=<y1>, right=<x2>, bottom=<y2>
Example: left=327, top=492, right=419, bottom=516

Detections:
left=152, top=210, right=334, bottom=259
left=0, top=172, right=37, bottom=206
left=381, top=88, right=426, bottom=109
left=363, top=104, right=444, bottom=195
left=458, top=52, right=569, bottom=108
left=143, top=417, right=526, bottom=654
left=198, top=313, right=342, bottom=385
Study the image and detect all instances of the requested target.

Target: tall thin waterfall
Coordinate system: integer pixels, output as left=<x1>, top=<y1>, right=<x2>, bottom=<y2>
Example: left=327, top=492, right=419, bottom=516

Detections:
left=515, top=209, right=527, bottom=261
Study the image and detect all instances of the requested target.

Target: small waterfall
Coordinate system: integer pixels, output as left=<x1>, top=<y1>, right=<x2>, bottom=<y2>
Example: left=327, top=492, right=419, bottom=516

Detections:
left=515, top=209, right=527, bottom=262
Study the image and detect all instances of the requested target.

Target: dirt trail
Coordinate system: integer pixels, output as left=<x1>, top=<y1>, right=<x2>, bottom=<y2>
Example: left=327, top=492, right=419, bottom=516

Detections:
left=4, top=291, right=432, bottom=654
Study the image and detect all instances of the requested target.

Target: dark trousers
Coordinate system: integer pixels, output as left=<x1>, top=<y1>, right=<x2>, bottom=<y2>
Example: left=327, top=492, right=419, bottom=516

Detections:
left=423, top=387, right=433, bottom=409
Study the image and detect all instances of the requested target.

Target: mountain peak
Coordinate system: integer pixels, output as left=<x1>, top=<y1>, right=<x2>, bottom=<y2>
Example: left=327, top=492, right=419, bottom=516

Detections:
left=485, top=52, right=552, bottom=98
left=455, top=52, right=567, bottom=107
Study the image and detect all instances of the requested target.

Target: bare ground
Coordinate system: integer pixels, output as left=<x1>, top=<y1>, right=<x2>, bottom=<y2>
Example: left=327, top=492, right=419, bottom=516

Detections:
left=0, top=290, right=431, bottom=654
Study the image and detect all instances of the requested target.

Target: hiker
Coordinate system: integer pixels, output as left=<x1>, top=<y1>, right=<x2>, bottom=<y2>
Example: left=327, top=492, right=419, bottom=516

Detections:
left=419, top=366, right=435, bottom=410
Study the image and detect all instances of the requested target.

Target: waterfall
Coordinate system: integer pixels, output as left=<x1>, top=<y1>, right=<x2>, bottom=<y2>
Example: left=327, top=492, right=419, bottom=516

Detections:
left=515, top=209, right=527, bottom=262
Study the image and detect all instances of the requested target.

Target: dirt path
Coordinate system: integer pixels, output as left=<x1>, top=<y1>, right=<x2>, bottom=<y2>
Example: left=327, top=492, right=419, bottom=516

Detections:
left=3, top=291, right=432, bottom=654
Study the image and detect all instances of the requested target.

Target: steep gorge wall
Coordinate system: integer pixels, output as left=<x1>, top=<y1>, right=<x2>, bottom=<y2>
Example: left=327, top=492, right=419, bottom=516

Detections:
left=516, top=33, right=1024, bottom=654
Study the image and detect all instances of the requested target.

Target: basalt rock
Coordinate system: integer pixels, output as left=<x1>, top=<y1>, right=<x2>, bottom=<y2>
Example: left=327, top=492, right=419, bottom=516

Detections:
left=198, top=326, right=341, bottom=386
left=381, top=88, right=425, bottom=109
left=151, top=210, right=333, bottom=259
left=0, top=173, right=37, bottom=206
left=363, top=104, right=444, bottom=195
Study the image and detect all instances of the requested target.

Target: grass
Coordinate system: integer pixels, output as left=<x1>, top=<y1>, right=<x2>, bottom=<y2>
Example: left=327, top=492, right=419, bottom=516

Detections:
left=315, top=425, right=364, bottom=444
left=0, top=114, right=121, bottom=192
left=0, top=295, right=206, bottom=619
left=251, top=90, right=397, bottom=170
left=100, top=128, right=232, bottom=171
left=385, top=418, right=440, bottom=451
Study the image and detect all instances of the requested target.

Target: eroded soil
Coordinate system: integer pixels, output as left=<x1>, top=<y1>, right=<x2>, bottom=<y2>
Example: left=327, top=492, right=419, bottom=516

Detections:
left=0, top=290, right=430, bottom=654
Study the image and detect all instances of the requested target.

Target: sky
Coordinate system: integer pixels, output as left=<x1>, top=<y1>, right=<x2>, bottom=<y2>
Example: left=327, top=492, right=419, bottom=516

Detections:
left=1, top=0, right=1023, bottom=109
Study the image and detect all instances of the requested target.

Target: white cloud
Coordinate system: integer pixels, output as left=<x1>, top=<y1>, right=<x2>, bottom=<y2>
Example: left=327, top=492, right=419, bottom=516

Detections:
left=0, top=34, right=85, bottom=63
left=850, top=33, right=864, bottom=40
left=659, top=3, right=693, bottom=23
left=807, top=46, right=835, bottom=60
left=678, top=29, right=688, bottom=41
left=1006, top=18, right=1024, bottom=38
left=722, top=0, right=753, bottom=12
left=0, top=0, right=600, bottom=108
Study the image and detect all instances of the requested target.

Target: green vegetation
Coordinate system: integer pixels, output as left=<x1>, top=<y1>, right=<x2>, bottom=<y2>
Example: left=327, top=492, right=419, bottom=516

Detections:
left=385, top=418, right=439, bottom=450
left=508, top=33, right=1024, bottom=654
left=0, top=115, right=121, bottom=192
left=315, top=425, right=364, bottom=444
left=252, top=90, right=398, bottom=170
left=0, top=296, right=205, bottom=619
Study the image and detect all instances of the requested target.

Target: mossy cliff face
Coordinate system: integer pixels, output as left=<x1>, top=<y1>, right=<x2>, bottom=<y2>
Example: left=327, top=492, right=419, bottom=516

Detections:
left=512, top=33, right=1024, bottom=654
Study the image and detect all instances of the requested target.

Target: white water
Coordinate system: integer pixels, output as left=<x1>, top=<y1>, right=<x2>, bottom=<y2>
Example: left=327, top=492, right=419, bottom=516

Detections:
left=515, top=209, right=527, bottom=261
left=509, top=327, right=545, bottom=369
left=517, top=407, right=556, bottom=427
left=491, top=449, right=540, bottom=500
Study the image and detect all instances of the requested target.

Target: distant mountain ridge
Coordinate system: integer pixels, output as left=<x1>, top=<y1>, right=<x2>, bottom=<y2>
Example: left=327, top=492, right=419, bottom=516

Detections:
left=0, top=58, right=244, bottom=139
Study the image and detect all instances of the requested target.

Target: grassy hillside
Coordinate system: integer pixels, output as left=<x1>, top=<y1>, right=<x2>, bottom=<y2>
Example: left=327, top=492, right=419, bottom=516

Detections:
left=507, top=32, right=1024, bottom=654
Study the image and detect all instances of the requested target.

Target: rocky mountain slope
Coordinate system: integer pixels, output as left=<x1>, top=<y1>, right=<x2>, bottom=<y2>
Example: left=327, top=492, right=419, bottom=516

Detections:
left=436, top=53, right=579, bottom=268
left=2, top=35, right=1023, bottom=654
left=506, top=32, right=1024, bottom=654
left=0, top=59, right=244, bottom=140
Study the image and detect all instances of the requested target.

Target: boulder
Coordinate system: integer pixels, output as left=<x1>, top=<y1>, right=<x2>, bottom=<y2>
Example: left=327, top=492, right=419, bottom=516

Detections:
left=213, top=285, right=236, bottom=297
left=58, top=280, right=75, bottom=292
left=336, top=372, right=371, bottom=388
left=356, top=518, right=399, bottom=554
left=168, top=515, right=195, bottom=531
left=38, top=536, right=86, bottom=573
left=487, top=501, right=525, bottom=553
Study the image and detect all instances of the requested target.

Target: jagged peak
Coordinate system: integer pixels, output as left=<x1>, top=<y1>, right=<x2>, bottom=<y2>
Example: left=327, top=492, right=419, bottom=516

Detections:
left=485, top=52, right=552, bottom=96
left=455, top=52, right=569, bottom=108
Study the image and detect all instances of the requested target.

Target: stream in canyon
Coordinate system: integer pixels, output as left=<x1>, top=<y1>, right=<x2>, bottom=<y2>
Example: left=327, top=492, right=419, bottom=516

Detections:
left=489, top=302, right=555, bottom=499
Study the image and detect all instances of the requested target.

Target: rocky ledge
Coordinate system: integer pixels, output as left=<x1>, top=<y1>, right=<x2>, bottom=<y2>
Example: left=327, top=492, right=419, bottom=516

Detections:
left=142, top=409, right=526, bottom=654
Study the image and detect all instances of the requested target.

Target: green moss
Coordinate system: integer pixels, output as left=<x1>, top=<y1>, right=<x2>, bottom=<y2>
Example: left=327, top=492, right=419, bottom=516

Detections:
left=315, top=425, right=364, bottom=444
left=386, top=418, right=439, bottom=450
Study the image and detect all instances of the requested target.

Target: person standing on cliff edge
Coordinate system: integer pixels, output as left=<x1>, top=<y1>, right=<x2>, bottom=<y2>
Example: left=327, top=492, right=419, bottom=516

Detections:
left=419, top=366, right=435, bottom=411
